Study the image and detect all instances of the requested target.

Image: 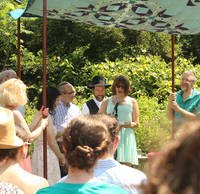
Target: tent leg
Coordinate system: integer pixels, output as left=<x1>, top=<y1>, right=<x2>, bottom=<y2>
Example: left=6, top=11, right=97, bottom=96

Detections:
left=17, top=18, right=21, bottom=79
left=43, top=0, right=47, bottom=179
left=171, top=35, right=175, bottom=139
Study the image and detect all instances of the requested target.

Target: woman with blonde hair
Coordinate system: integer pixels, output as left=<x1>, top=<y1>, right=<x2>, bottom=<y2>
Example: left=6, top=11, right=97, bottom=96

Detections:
left=0, top=78, right=48, bottom=142
left=0, top=78, right=48, bottom=172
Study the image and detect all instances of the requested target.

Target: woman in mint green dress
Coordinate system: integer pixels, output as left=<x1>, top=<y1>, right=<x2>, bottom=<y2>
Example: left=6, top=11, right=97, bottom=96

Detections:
left=99, top=75, right=139, bottom=165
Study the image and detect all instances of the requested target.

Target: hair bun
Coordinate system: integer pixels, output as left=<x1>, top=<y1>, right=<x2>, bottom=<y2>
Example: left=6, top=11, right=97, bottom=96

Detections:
left=76, top=145, right=93, bottom=155
left=72, top=145, right=94, bottom=161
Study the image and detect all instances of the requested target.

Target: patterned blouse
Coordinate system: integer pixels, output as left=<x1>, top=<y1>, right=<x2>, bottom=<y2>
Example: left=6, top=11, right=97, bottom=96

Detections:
left=0, top=182, right=24, bottom=194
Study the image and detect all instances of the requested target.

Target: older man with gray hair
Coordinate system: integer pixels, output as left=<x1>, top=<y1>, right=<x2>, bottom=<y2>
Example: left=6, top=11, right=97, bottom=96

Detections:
left=0, top=69, right=25, bottom=116
left=0, top=69, right=17, bottom=83
left=167, top=71, right=200, bottom=129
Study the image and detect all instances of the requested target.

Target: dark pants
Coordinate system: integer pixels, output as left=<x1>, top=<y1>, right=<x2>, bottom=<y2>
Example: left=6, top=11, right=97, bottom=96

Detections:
left=57, top=141, right=68, bottom=177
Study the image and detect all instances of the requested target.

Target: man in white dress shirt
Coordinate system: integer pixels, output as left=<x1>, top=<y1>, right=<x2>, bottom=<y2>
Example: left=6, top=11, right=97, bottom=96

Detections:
left=52, top=81, right=81, bottom=177
left=59, top=114, right=147, bottom=193
left=82, top=76, right=110, bottom=115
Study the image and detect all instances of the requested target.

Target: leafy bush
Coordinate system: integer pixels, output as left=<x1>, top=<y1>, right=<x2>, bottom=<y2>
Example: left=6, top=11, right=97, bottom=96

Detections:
left=136, top=96, right=171, bottom=154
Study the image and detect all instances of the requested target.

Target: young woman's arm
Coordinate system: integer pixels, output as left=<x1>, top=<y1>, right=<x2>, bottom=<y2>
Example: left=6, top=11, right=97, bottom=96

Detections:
left=13, top=110, right=48, bottom=142
left=130, top=98, right=139, bottom=128
left=29, top=107, right=49, bottom=131
left=47, top=116, right=65, bottom=166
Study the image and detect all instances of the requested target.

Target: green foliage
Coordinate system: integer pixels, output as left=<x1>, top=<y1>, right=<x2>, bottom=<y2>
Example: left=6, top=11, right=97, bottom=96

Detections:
left=0, top=1, right=18, bottom=65
left=24, top=102, right=37, bottom=125
left=86, top=55, right=200, bottom=102
left=0, top=0, right=28, bottom=66
left=2, top=1, right=200, bottom=157
left=136, top=96, right=171, bottom=153
left=179, top=34, right=200, bottom=64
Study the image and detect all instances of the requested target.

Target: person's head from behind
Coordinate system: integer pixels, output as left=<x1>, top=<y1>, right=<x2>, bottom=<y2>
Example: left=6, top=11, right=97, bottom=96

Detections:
left=0, top=107, right=24, bottom=162
left=112, top=75, right=131, bottom=96
left=93, top=113, right=120, bottom=156
left=62, top=115, right=110, bottom=171
left=0, top=69, right=17, bottom=83
left=143, top=122, right=200, bottom=194
left=180, top=71, right=196, bottom=92
left=58, top=82, right=76, bottom=105
left=0, top=78, right=27, bottom=108
left=36, top=87, right=61, bottom=114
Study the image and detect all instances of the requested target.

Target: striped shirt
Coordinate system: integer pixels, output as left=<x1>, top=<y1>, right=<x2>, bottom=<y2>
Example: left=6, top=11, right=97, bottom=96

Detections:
left=58, top=158, right=147, bottom=194
left=52, top=100, right=81, bottom=137
left=95, top=159, right=147, bottom=194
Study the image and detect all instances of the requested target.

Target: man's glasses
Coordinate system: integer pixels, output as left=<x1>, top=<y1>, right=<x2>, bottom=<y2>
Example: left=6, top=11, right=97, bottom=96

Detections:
left=181, top=78, right=194, bottom=83
left=64, top=91, right=76, bottom=95
left=116, top=84, right=125, bottom=89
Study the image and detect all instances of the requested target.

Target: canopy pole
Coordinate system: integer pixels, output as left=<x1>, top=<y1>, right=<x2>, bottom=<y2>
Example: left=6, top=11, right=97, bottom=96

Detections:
left=17, top=18, right=21, bottom=79
left=171, top=35, right=175, bottom=139
left=43, top=0, right=47, bottom=179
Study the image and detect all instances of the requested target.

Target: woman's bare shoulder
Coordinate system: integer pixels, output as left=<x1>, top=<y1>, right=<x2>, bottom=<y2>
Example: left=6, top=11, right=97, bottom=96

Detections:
left=21, top=171, right=49, bottom=190
left=12, top=109, right=22, bottom=116
left=12, top=110, right=24, bottom=123
left=128, top=96, right=137, bottom=103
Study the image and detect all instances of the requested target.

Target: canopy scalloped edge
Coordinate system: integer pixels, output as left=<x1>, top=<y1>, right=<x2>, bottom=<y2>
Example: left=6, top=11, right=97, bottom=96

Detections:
left=10, top=0, right=200, bottom=35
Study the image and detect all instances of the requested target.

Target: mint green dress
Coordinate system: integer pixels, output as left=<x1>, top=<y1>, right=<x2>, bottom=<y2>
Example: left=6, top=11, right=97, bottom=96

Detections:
left=107, top=97, right=138, bottom=165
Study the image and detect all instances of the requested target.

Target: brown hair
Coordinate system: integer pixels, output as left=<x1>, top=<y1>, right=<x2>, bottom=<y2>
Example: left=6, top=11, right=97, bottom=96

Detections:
left=63, top=115, right=110, bottom=171
left=142, top=122, right=200, bottom=194
left=112, top=75, right=131, bottom=96
left=0, top=148, right=20, bottom=161
left=93, top=114, right=119, bottom=142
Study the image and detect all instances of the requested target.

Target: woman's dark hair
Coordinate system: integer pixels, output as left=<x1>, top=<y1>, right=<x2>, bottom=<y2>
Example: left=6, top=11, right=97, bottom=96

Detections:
left=0, top=148, right=20, bottom=161
left=36, top=87, right=60, bottom=114
left=63, top=115, right=110, bottom=171
left=112, top=75, right=131, bottom=96
left=93, top=114, right=119, bottom=143
left=142, top=123, right=200, bottom=194
left=93, top=114, right=119, bottom=153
